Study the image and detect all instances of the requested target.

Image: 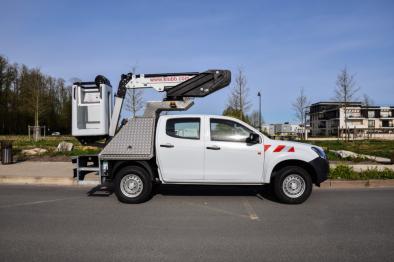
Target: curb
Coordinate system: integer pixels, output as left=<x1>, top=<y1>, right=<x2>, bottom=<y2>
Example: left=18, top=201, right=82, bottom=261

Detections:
left=0, top=176, right=99, bottom=187
left=1, top=176, right=394, bottom=189
left=319, top=179, right=394, bottom=189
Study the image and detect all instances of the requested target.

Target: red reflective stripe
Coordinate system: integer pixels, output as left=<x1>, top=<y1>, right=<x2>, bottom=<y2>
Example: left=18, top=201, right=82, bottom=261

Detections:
left=273, top=145, right=285, bottom=152
left=288, top=146, right=295, bottom=152
left=264, top=145, right=271, bottom=152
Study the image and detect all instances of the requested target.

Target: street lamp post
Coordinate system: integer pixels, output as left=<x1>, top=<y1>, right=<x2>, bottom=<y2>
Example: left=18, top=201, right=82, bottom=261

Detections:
left=257, top=91, right=262, bottom=132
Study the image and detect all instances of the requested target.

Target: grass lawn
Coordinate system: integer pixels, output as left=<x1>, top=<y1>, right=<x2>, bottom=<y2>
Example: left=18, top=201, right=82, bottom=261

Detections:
left=0, top=135, right=101, bottom=159
left=309, top=139, right=394, bottom=159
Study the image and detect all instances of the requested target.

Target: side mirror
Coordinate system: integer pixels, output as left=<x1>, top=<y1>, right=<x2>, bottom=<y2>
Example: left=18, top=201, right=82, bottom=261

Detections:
left=246, top=133, right=260, bottom=144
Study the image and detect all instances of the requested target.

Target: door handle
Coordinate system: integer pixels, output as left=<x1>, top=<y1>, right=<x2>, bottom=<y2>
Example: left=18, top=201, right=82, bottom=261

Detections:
left=160, top=143, right=174, bottom=148
left=206, top=145, right=220, bottom=150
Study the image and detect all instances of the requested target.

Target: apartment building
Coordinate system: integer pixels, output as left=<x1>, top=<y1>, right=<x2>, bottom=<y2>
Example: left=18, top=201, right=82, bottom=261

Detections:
left=262, top=123, right=304, bottom=137
left=309, top=101, right=394, bottom=138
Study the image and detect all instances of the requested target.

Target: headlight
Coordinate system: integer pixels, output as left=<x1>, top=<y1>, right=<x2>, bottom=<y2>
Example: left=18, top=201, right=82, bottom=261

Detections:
left=311, top=147, right=327, bottom=159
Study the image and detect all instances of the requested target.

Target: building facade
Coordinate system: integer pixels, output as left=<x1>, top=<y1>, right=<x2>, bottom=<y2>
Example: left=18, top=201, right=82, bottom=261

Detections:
left=309, top=102, right=394, bottom=138
left=262, top=123, right=304, bottom=137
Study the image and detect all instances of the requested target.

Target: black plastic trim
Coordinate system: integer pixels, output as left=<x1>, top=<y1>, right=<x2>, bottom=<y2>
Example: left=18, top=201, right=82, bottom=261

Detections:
left=308, top=157, right=329, bottom=186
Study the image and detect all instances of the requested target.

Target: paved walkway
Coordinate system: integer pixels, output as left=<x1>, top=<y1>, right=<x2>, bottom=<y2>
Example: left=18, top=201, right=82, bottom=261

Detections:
left=0, top=161, right=72, bottom=177
left=0, top=161, right=393, bottom=188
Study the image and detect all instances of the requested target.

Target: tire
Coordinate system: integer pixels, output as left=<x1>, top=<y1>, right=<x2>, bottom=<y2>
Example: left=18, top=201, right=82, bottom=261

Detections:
left=273, top=166, right=312, bottom=204
left=114, top=166, right=152, bottom=204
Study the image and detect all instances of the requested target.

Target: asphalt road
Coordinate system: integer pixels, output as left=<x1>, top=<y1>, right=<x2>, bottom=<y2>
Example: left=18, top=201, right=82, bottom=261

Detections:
left=0, top=185, right=393, bottom=262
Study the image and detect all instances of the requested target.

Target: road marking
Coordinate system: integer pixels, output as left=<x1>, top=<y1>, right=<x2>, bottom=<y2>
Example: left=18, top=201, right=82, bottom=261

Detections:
left=185, top=201, right=249, bottom=219
left=0, top=197, right=82, bottom=209
left=242, top=198, right=260, bottom=221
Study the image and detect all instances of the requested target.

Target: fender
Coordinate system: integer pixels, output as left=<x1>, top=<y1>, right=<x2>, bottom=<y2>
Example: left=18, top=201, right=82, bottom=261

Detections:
left=262, top=140, right=317, bottom=183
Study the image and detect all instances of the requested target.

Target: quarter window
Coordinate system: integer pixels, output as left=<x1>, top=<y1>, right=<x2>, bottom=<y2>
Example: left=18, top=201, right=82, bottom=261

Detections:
left=210, top=119, right=252, bottom=142
left=166, top=118, right=200, bottom=139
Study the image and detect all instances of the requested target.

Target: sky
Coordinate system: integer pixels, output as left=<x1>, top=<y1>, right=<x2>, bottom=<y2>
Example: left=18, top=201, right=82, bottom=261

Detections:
left=1, top=0, right=393, bottom=123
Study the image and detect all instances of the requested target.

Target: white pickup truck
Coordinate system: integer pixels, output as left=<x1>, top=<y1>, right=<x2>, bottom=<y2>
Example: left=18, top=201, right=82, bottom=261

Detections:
left=71, top=70, right=328, bottom=204
left=107, top=114, right=328, bottom=204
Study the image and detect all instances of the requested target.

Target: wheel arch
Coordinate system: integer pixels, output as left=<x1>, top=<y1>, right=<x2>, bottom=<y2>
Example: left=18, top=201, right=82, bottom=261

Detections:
left=270, top=159, right=318, bottom=185
left=110, top=160, right=157, bottom=182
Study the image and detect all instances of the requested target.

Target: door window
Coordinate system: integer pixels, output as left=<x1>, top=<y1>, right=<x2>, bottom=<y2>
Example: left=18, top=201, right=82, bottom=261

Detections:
left=210, top=119, right=251, bottom=142
left=166, top=118, right=200, bottom=139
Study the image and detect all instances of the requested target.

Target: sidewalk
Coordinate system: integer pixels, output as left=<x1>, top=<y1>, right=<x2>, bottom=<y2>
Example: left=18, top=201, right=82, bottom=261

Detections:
left=0, top=161, right=394, bottom=188
left=0, top=161, right=98, bottom=186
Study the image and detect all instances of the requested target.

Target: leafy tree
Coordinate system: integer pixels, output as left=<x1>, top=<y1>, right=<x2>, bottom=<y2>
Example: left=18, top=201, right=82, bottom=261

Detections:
left=0, top=55, right=72, bottom=135
left=222, top=106, right=251, bottom=125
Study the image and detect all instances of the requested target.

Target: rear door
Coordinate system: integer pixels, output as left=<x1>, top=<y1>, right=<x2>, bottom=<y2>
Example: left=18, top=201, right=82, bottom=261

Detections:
left=156, top=116, right=204, bottom=182
left=204, top=117, right=264, bottom=182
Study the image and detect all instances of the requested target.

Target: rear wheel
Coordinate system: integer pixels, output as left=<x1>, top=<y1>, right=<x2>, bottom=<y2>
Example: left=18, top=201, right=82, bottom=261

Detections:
left=273, top=166, right=312, bottom=204
left=114, top=166, right=152, bottom=204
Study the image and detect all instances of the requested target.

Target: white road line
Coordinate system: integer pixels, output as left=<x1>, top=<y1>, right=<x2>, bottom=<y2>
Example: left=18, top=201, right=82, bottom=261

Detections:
left=185, top=201, right=249, bottom=219
left=0, top=197, right=82, bottom=209
left=242, top=198, right=260, bottom=221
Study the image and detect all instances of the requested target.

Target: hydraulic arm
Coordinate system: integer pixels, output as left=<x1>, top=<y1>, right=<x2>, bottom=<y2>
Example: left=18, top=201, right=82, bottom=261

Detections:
left=109, top=69, right=230, bottom=136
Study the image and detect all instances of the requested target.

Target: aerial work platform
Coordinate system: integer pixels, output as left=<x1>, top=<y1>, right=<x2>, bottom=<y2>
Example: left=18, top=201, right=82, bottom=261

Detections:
left=72, top=70, right=230, bottom=144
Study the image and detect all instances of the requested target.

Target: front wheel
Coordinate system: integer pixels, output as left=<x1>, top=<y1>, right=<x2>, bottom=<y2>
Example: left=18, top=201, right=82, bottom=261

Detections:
left=114, top=166, right=152, bottom=204
left=273, top=166, right=312, bottom=204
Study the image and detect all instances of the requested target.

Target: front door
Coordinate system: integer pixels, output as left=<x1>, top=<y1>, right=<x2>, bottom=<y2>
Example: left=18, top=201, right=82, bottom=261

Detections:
left=156, top=117, right=204, bottom=182
left=204, top=118, right=264, bottom=182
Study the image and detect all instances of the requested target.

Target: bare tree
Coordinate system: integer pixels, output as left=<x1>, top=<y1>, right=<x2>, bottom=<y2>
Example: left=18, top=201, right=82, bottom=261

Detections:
left=249, top=110, right=264, bottom=128
left=362, top=94, right=374, bottom=139
left=124, top=66, right=144, bottom=117
left=334, top=67, right=360, bottom=140
left=226, top=68, right=250, bottom=121
left=292, top=87, right=310, bottom=125
left=362, top=94, right=374, bottom=107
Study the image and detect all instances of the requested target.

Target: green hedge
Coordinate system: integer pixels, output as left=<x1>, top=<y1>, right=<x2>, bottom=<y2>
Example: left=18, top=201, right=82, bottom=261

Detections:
left=329, top=165, right=394, bottom=180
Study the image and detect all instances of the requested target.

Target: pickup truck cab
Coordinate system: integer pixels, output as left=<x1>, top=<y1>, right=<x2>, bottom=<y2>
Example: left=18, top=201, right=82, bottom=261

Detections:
left=110, top=114, right=328, bottom=204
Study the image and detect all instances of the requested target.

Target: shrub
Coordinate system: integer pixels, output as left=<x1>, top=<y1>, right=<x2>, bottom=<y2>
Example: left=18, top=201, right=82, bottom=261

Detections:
left=329, top=164, right=394, bottom=180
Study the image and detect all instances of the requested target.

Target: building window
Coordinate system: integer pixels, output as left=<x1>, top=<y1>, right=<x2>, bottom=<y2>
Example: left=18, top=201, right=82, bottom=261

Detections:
left=382, top=120, right=390, bottom=128
left=368, top=111, right=375, bottom=118
left=368, top=120, right=375, bottom=128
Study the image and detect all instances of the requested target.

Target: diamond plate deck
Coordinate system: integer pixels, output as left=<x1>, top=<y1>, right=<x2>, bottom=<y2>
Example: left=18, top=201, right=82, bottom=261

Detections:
left=100, top=117, right=156, bottom=160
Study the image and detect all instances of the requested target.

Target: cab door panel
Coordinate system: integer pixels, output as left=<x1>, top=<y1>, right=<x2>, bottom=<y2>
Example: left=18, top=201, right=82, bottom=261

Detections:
left=204, top=118, right=264, bottom=182
left=156, top=117, right=204, bottom=181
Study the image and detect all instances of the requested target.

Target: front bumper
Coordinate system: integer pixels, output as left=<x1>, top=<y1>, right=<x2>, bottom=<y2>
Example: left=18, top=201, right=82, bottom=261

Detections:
left=309, top=157, right=329, bottom=186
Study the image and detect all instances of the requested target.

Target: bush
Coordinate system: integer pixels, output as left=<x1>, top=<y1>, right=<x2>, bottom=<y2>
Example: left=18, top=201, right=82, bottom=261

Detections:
left=329, top=164, right=394, bottom=180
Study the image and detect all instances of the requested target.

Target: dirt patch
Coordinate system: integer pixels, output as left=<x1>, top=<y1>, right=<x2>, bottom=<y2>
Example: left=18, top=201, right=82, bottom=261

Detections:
left=20, top=155, right=71, bottom=162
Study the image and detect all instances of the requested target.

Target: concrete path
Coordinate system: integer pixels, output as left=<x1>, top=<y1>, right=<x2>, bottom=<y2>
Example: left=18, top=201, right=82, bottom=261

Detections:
left=0, top=161, right=98, bottom=185
left=1, top=161, right=394, bottom=188
left=0, top=161, right=72, bottom=177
